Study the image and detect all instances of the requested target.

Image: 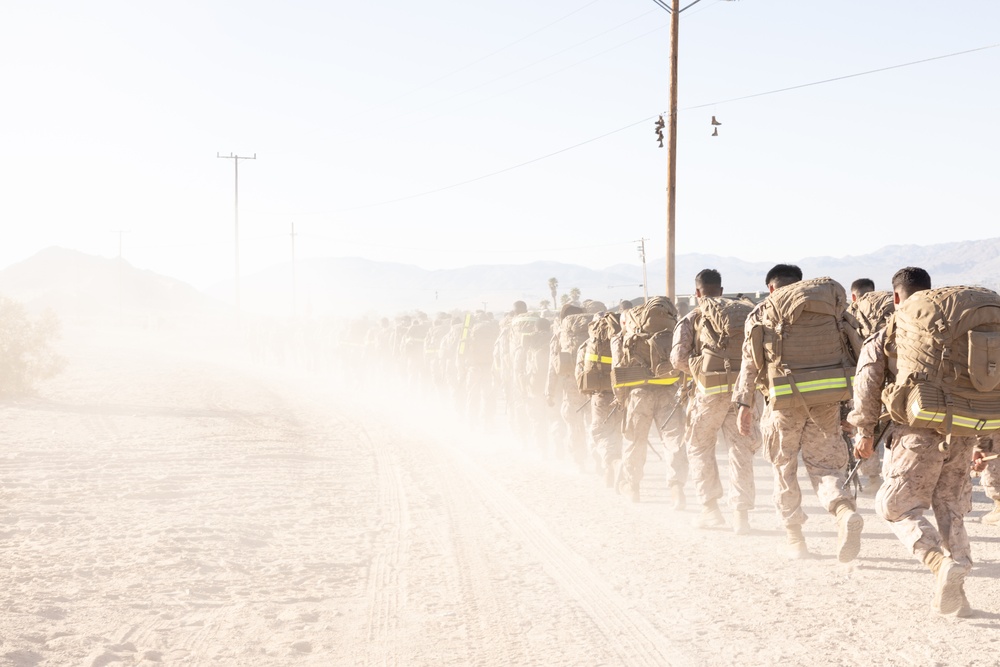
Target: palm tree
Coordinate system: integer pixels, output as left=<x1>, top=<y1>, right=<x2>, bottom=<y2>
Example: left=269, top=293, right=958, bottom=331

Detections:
left=548, top=277, right=558, bottom=308
left=569, top=287, right=581, bottom=304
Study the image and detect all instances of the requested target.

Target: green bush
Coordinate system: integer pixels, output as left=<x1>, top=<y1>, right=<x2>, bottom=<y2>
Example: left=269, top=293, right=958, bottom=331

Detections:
left=0, top=296, right=66, bottom=396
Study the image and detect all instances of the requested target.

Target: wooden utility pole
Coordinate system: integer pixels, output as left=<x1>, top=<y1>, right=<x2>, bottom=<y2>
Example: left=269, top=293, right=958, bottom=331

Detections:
left=290, top=222, right=297, bottom=318
left=665, top=0, right=680, bottom=301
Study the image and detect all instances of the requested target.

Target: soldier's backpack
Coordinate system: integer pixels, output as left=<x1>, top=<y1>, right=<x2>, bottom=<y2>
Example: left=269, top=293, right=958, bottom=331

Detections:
left=689, top=296, right=754, bottom=396
left=554, top=313, right=592, bottom=376
left=578, top=312, right=621, bottom=394
left=749, top=277, right=858, bottom=409
left=509, top=313, right=551, bottom=399
left=881, top=285, right=1000, bottom=438
left=846, top=290, right=895, bottom=341
left=612, top=297, right=680, bottom=391
left=461, top=316, right=500, bottom=367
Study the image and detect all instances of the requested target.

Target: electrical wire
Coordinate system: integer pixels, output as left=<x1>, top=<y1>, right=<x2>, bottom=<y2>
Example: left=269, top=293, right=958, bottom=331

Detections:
left=340, top=42, right=1000, bottom=212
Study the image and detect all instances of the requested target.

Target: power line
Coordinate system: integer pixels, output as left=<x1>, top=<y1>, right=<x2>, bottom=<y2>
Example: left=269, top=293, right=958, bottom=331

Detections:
left=297, top=233, right=635, bottom=255
left=338, top=42, right=1000, bottom=213
left=337, top=115, right=653, bottom=212
left=681, top=42, right=1000, bottom=111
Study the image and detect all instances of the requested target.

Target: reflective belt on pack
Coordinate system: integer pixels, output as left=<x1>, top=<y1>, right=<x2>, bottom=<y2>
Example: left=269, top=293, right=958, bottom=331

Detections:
left=613, top=377, right=680, bottom=389
left=910, top=403, right=1000, bottom=431
left=586, top=353, right=613, bottom=364
left=697, top=380, right=733, bottom=396
left=769, top=376, right=852, bottom=401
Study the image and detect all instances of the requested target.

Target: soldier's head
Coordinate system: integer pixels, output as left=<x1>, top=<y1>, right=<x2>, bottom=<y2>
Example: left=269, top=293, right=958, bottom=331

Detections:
left=694, top=268, right=723, bottom=298
left=850, top=278, right=875, bottom=302
left=618, top=299, right=634, bottom=312
left=583, top=299, right=606, bottom=314
left=513, top=300, right=528, bottom=315
left=764, top=264, right=802, bottom=293
left=891, top=267, right=931, bottom=304
left=559, top=303, right=583, bottom=320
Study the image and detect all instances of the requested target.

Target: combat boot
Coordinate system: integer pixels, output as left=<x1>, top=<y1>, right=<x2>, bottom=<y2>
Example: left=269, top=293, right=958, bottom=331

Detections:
left=981, top=500, right=1000, bottom=526
left=784, top=525, right=808, bottom=560
left=620, top=481, right=640, bottom=503
left=669, top=484, right=686, bottom=511
left=733, top=509, right=751, bottom=536
left=692, top=500, right=725, bottom=529
left=834, top=501, right=864, bottom=563
left=925, top=548, right=966, bottom=615
left=603, top=462, right=616, bottom=489
left=956, top=588, right=973, bottom=618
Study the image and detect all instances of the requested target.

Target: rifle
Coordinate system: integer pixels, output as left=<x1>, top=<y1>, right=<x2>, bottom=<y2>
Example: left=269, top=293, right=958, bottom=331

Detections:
left=842, top=418, right=891, bottom=492
left=660, top=377, right=692, bottom=432
left=575, top=398, right=591, bottom=413
left=601, top=402, right=621, bottom=426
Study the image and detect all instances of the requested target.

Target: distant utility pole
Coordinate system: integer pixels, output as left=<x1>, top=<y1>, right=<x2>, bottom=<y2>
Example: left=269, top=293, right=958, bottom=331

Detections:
left=290, top=222, right=297, bottom=318
left=216, top=152, right=256, bottom=319
left=111, top=229, right=129, bottom=325
left=651, top=0, right=738, bottom=300
left=636, top=237, right=649, bottom=303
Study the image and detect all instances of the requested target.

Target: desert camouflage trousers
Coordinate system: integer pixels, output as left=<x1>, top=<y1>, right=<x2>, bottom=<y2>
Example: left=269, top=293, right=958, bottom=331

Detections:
left=551, top=373, right=588, bottom=465
left=621, top=385, right=686, bottom=488
left=590, top=391, right=622, bottom=470
left=685, top=392, right=760, bottom=510
left=979, top=450, right=1000, bottom=501
left=761, top=401, right=853, bottom=527
left=875, top=426, right=975, bottom=567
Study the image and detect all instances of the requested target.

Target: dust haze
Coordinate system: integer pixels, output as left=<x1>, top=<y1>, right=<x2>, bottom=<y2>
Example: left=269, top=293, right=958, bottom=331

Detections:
left=2, top=255, right=1000, bottom=667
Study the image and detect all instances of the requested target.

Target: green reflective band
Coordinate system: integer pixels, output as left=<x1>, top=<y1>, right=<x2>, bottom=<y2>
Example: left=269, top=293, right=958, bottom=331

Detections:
left=586, top=353, right=613, bottom=364
left=770, top=376, right=853, bottom=399
left=697, top=381, right=733, bottom=396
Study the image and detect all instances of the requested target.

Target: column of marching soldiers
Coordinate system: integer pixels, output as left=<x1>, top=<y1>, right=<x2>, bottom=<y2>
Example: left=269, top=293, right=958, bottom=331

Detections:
left=357, top=264, right=1000, bottom=619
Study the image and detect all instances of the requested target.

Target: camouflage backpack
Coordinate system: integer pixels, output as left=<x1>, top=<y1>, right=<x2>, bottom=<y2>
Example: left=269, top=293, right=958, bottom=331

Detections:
left=749, top=277, right=858, bottom=409
left=509, top=314, right=552, bottom=399
left=578, top=311, right=621, bottom=394
left=846, top=290, right=895, bottom=341
left=612, top=297, right=680, bottom=391
left=882, top=285, right=1000, bottom=439
left=555, top=313, right=592, bottom=376
left=460, top=315, right=500, bottom=368
left=689, top=296, right=753, bottom=396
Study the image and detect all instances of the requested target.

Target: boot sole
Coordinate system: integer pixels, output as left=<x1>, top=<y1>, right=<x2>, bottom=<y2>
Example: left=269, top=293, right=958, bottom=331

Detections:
left=837, top=512, right=864, bottom=563
left=938, top=563, right=967, bottom=616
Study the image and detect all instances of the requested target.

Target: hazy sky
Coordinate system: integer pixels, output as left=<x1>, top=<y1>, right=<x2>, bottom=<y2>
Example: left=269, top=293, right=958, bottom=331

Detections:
left=2, top=1, right=998, bottom=290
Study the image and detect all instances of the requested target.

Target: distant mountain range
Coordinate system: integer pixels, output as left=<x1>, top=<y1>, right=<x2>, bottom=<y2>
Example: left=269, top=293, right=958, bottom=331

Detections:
left=3, top=239, right=1000, bottom=322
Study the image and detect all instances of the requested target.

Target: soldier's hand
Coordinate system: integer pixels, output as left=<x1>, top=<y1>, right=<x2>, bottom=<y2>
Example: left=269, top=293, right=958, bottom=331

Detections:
left=545, top=394, right=555, bottom=408
left=971, top=450, right=989, bottom=473
left=737, top=405, right=752, bottom=437
left=854, top=434, right=874, bottom=460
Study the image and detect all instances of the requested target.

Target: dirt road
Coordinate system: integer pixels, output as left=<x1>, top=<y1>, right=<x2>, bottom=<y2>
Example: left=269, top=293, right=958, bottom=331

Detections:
left=2, top=326, right=999, bottom=666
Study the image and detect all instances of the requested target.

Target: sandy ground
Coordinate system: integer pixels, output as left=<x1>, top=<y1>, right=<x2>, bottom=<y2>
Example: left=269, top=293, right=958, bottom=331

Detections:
left=3, top=324, right=1000, bottom=667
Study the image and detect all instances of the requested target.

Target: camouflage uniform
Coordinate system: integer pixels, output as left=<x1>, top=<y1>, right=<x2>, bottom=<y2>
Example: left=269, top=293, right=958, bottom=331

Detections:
left=848, top=329, right=978, bottom=567
left=620, top=384, right=685, bottom=490
left=672, top=308, right=759, bottom=511
left=545, top=331, right=588, bottom=467
left=734, top=302, right=855, bottom=528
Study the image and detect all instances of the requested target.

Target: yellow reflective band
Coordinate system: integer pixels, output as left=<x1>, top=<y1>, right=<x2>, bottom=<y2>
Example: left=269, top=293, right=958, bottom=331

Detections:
left=458, top=313, right=472, bottom=355
left=770, top=376, right=852, bottom=399
left=613, top=377, right=680, bottom=388
left=911, top=404, right=1000, bottom=431
left=697, top=381, right=733, bottom=396
left=586, top=353, right=613, bottom=364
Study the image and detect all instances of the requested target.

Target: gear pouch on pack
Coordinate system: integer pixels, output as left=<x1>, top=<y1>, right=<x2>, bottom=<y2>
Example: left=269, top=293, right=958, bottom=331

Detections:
left=648, top=330, right=674, bottom=378
left=968, top=330, right=1000, bottom=392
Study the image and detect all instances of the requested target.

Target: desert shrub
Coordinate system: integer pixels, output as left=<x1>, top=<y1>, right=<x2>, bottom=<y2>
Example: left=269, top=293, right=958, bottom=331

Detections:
left=0, top=296, right=66, bottom=396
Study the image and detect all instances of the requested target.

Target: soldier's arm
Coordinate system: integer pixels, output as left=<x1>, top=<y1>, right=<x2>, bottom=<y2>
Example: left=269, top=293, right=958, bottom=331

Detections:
left=846, top=330, right=888, bottom=438
left=669, top=310, right=696, bottom=375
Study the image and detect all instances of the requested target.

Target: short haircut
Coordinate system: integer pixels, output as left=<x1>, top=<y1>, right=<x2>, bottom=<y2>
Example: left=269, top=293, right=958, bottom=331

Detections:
left=695, top=269, right=722, bottom=290
left=891, top=267, right=931, bottom=293
left=850, top=278, right=875, bottom=295
left=513, top=300, right=527, bottom=314
left=764, top=264, right=802, bottom=289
